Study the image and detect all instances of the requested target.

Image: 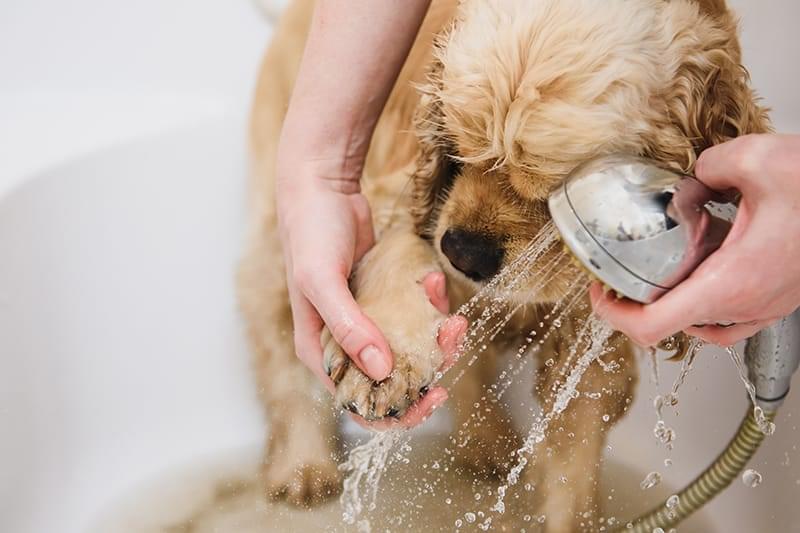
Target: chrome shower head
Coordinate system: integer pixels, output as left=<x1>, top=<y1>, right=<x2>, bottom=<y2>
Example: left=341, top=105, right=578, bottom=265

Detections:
left=548, top=154, right=734, bottom=304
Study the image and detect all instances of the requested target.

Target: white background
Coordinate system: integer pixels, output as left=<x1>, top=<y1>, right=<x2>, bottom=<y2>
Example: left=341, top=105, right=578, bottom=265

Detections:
left=0, top=1, right=798, bottom=532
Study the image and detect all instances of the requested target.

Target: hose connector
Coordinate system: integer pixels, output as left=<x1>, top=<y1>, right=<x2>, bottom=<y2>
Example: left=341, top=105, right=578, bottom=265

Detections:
left=745, top=309, right=800, bottom=410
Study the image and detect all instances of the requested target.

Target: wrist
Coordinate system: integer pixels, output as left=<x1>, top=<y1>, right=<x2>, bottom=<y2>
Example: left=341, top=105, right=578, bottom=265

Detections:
left=277, top=134, right=368, bottom=195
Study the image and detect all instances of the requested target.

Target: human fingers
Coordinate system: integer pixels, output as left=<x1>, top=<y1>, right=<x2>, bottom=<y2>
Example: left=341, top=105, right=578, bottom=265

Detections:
left=437, top=315, right=469, bottom=371
left=348, top=386, right=448, bottom=431
left=286, top=281, right=335, bottom=393
left=297, top=267, right=393, bottom=381
left=685, top=319, right=776, bottom=347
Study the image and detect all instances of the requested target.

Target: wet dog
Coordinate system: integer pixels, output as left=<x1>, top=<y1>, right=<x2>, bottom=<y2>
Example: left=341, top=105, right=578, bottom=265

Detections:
left=238, top=0, right=769, bottom=529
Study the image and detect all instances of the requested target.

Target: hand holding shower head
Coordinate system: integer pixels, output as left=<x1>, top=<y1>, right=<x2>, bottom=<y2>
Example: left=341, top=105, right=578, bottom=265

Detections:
left=548, top=154, right=800, bottom=532
left=548, top=154, right=733, bottom=304
left=548, top=153, right=800, bottom=402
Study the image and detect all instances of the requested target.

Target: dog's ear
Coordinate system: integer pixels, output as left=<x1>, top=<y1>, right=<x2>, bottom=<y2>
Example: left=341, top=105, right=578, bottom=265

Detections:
left=694, top=0, right=729, bottom=17
left=644, top=7, right=771, bottom=171
left=411, top=57, right=460, bottom=240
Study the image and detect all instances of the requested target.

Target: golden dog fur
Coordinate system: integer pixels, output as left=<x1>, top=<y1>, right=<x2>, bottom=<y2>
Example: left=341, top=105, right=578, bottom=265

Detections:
left=238, top=0, right=769, bottom=530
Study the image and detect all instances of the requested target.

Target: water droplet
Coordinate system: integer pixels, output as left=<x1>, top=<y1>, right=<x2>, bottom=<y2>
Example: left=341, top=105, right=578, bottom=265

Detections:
left=640, top=471, right=662, bottom=490
left=742, top=468, right=763, bottom=488
left=653, top=420, right=676, bottom=446
left=523, top=515, right=531, bottom=522
left=664, top=458, right=673, bottom=467
left=754, top=406, right=776, bottom=436
left=666, top=494, right=679, bottom=510
left=654, top=395, right=664, bottom=411
left=455, top=519, right=463, bottom=527
left=474, top=493, right=481, bottom=501
left=653, top=528, right=665, bottom=533
left=553, top=318, right=562, bottom=327
left=602, top=414, right=611, bottom=422
left=465, top=512, right=477, bottom=523
left=445, top=498, right=452, bottom=504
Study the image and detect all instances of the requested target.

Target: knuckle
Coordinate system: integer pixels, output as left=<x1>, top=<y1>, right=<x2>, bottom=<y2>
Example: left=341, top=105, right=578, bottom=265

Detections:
left=733, top=135, right=768, bottom=176
left=330, top=320, right=357, bottom=349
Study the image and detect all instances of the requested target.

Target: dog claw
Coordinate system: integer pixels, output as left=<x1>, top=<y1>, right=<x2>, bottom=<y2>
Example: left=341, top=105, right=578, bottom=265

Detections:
left=329, top=359, right=348, bottom=384
left=321, top=328, right=348, bottom=384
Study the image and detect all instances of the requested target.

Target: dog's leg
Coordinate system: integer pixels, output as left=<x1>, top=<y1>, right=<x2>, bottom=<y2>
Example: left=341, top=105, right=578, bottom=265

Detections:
left=523, top=319, right=637, bottom=533
left=238, top=224, right=341, bottom=506
left=449, top=345, right=520, bottom=479
left=240, top=0, right=342, bottom=506
left=238, top=229, right=341, bottom=507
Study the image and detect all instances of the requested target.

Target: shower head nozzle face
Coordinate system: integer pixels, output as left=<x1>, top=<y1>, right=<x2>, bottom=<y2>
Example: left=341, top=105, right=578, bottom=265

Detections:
left=548, top=155, right=734, bottom=304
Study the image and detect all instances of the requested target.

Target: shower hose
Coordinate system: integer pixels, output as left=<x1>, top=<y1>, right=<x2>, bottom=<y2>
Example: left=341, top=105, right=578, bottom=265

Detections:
left=613, top=408, right=776, bottom=532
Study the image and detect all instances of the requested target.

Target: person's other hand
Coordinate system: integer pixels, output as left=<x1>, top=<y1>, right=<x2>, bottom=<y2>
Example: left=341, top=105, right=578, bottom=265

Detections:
left=591, top=134, right=800, bottom=346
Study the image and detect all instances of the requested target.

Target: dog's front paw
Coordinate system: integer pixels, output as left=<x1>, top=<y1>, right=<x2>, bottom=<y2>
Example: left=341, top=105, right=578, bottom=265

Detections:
left=325, top=331, right=438, bottom=421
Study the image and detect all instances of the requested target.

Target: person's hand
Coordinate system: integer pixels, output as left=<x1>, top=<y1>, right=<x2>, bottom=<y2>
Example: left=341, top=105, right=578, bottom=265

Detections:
left=277, top=166, right=468, bottom=430
left=591, top=134, right=800, bottom=347
left=276, top=166, right=392, bottom=390
left=348, top=273, right=468, bottom=431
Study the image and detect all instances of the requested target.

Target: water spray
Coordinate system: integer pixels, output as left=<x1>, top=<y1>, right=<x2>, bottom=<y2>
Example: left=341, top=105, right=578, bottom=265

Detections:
left=548, top=155, right=800, bottom=532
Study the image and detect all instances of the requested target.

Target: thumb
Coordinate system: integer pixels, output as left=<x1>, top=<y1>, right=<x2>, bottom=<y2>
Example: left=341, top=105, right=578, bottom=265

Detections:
left=695, top=135, right=767, bottom=196
left=305, top=271, right=393, bottom=381
left=350, top=193, right=376, bottom=262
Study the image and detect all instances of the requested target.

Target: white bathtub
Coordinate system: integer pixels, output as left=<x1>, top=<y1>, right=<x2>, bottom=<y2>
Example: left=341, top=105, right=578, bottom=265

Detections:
left=1, top=1, right=799, bottom=532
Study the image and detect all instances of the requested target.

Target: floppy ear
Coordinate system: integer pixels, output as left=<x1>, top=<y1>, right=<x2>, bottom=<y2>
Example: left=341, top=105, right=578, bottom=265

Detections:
left=644, top=6, right=771, bottom=171
left=693, top=0, right=729, bottom=18
left=410, top=58, right=460, bottom=240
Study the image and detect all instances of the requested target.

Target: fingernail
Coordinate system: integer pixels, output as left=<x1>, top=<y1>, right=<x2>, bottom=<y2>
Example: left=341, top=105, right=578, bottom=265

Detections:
left=360, top=345, right=391, bottom=380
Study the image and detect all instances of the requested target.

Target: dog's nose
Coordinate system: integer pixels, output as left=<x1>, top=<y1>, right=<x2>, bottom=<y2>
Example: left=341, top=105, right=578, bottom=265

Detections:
left=440, top=228, right=504, bottom=282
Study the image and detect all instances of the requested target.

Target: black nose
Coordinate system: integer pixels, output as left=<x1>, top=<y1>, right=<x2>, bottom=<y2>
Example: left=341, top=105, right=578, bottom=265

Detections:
left=440, top=229, right=504, bottom=282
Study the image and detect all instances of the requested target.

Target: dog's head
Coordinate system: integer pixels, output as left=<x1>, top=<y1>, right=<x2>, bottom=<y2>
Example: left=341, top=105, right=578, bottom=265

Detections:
left=411, top=0, right=769, bottom=303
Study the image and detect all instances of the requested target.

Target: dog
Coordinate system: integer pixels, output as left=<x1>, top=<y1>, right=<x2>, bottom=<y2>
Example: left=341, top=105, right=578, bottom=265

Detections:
left=238, top=0, right=769, bottom=530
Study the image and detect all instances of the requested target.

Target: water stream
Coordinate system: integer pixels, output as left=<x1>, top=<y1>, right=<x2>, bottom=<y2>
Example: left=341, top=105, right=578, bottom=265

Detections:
left=338, top=220, right=780, bottom=530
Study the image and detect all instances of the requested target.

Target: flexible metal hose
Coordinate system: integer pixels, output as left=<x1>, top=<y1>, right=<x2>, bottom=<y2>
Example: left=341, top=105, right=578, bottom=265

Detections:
left=613, top=408, right=775, bottom=533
